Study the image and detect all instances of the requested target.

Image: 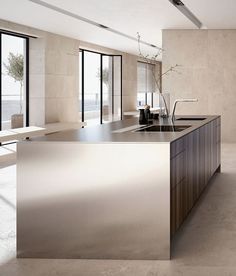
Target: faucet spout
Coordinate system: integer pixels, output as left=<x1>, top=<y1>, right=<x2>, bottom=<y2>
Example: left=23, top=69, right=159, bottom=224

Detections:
left=171, top=98, right=198, bottom=121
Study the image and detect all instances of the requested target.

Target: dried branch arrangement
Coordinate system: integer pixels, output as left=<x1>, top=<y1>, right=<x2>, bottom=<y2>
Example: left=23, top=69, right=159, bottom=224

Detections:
left=137, top=32, right=181, bottom=117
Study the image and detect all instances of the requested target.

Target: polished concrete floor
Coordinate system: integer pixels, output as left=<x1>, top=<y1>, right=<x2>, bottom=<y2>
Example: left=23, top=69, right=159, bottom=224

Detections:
left=0, top=144, right=236, bottom=275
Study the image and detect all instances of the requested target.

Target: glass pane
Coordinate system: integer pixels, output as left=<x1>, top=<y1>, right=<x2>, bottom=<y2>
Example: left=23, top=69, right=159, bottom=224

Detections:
left=137, top=62, right=146, bottom=93
left=102, top=55, right=112, bottom=123
left=112, top=56, right=121, bottom=122
left=102, top=55, right=122, bottom=124
left=84, top=51, right=101, bottom=126
left=1, top=34, right=26, bottom=130
left=137, top=93, right=146, bottom=107
left=147, top=93, right=152, bottom=107
left=79, top=52, right=122, bottom=126
left=79, top=50, right=82, bottom=120
left=147, top=64, right=155, bottom=93
left=137, top=62, right=155, bottom=107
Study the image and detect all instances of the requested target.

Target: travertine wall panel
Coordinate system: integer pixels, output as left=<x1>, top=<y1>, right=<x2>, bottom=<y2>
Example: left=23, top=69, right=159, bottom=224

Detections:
left=163, top=29, right=236, bottom=142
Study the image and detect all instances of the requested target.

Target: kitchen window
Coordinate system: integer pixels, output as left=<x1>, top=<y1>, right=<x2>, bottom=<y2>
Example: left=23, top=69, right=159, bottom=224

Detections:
left=79, top=49, right=122, bottom=126
left=137, top=61, right=155, bottom=107
left=0, top=31, right=29, bottom=132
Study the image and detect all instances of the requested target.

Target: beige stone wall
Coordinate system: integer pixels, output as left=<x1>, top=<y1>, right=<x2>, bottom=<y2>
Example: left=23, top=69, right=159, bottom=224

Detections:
left=162, top=29, right=236, bottom=142
left=44, top=33, right=79, bottom=123
left=28, top=37, right=46, bottom=126
left=0, top=19, right=138, bottom=125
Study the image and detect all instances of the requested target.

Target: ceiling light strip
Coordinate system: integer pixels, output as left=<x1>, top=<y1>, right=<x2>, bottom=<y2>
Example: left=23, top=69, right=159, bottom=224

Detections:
left=29, top=0, right=162, bottom=50
left=169, top=0, right=202, bottom=29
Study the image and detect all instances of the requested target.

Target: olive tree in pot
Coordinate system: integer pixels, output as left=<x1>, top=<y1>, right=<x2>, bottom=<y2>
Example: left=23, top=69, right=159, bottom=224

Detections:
left=4, top=52, right=24, bottom=128
left=96, top=67, right=110, bottom=117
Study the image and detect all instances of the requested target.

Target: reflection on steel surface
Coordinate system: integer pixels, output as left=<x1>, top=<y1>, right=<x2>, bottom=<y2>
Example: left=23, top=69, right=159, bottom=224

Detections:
left=17, top=142, right=170, bottom=259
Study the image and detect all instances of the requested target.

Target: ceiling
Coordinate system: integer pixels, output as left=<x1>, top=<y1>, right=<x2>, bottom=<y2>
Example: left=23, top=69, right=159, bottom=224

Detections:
left=0, top=0, right=236, bottom=56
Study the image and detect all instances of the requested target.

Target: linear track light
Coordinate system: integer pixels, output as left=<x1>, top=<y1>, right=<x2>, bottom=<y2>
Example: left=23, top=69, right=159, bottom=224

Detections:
left=29, top=0, right=162, bottom=50
left=169, top=0, right=202, bottom=29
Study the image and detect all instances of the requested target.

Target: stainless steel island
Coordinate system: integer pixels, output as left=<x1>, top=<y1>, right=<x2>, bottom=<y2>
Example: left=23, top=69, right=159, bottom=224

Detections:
left=17, top=116, right=221, bottom=260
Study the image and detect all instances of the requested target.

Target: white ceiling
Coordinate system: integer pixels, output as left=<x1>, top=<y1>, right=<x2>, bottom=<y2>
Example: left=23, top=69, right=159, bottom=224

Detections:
left=1, top=0, right=236, bottom=56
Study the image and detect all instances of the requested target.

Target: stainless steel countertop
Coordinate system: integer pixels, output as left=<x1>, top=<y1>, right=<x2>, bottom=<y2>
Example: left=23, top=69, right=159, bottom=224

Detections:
left=30, top=115, right=220, bottom=143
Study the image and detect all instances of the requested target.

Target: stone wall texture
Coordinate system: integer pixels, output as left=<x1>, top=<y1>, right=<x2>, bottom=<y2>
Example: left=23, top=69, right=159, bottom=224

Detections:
left=162, top=29, right=236, bottom=142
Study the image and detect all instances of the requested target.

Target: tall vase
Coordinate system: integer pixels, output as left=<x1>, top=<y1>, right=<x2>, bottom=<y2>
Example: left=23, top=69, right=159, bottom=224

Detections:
left=159, top=93, right=170, bottom=118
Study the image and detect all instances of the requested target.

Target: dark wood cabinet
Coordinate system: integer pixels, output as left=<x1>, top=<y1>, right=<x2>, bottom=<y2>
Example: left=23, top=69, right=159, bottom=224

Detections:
left=170, top=117, right=221, bottom=236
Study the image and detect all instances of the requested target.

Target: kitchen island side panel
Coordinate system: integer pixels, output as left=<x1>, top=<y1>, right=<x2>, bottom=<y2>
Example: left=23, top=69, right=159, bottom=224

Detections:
left=17, top=142, right=171, bottom=260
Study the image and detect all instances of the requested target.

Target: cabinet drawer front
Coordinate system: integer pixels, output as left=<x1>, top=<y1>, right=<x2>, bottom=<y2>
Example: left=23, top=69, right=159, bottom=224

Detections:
left=171, top=150, right=185, bottom=189
left=171, top=117, right=221, bottom=236
left=171, top=138, right=185, bottom=159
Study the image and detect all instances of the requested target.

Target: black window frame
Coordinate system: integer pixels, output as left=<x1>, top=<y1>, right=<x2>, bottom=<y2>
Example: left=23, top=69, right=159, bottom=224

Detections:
left=0, top=30, right=30, bottom=132
left=79, top=48, right=123, bottom=125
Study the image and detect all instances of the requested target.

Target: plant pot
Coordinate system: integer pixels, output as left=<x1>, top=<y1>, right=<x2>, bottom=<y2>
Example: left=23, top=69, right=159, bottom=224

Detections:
left=11, top=114, right=23, bottom=129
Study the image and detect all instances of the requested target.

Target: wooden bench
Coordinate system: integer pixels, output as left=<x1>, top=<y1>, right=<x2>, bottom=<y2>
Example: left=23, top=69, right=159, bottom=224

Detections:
left=43, top=122, right=86, bottom=135
left=0, top=126, right=45, bottom=165
left=0, top=122, right=87, bottom=144
left=0, top=126, right=45, bottom=143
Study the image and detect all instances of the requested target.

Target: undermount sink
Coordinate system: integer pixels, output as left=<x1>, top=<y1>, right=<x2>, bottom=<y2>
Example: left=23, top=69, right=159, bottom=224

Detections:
left=176, top=117, right=206, bottom=121
left=135, top=125, right=191, bottom=132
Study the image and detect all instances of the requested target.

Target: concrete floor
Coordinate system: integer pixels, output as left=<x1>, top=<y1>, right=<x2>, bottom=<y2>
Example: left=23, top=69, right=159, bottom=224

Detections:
left=0, top=144, right=236, bottom=275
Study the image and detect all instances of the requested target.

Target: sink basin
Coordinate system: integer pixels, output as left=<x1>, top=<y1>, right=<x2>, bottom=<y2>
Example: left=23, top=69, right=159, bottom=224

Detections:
left=176, top=117, right=206, bottom=121
left=135, top=125, right=191, bottom=132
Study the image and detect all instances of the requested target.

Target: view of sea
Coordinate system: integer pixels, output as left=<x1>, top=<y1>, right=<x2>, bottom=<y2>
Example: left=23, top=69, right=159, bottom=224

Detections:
left=2, top=100, right=21, bottom=121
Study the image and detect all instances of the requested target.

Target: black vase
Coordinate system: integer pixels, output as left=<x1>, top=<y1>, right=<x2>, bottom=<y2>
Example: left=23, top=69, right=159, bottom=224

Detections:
left=144, top=109, right=151, bottom=121
left=139, top=109, right=148, bottom=124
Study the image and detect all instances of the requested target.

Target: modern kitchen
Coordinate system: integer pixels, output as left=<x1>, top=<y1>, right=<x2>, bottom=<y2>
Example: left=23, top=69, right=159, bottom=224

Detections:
left=0, top=1, right=236, bottom=276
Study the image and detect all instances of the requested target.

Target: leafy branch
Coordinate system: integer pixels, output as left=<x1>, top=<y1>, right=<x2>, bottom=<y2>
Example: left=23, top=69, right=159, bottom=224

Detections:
left=4, top=53, right=24, bottom=114
left=96, top=67, right=109, bottom=87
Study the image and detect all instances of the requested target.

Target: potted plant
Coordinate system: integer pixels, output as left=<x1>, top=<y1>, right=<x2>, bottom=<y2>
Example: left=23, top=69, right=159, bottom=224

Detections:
left=96, top=67, right=110, bottom=117
left=4, top=52, right=24, bottom=128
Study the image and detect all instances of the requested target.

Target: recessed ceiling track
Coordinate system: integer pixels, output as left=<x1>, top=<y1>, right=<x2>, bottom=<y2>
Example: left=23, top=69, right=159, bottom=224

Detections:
left=168, top=0, right=203, bottom=29
left=29, top=0, right=162, bottom=50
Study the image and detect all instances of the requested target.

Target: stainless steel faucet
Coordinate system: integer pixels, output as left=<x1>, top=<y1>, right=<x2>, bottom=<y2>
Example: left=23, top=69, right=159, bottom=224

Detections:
left=171, top=98, right=198, bottom=121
